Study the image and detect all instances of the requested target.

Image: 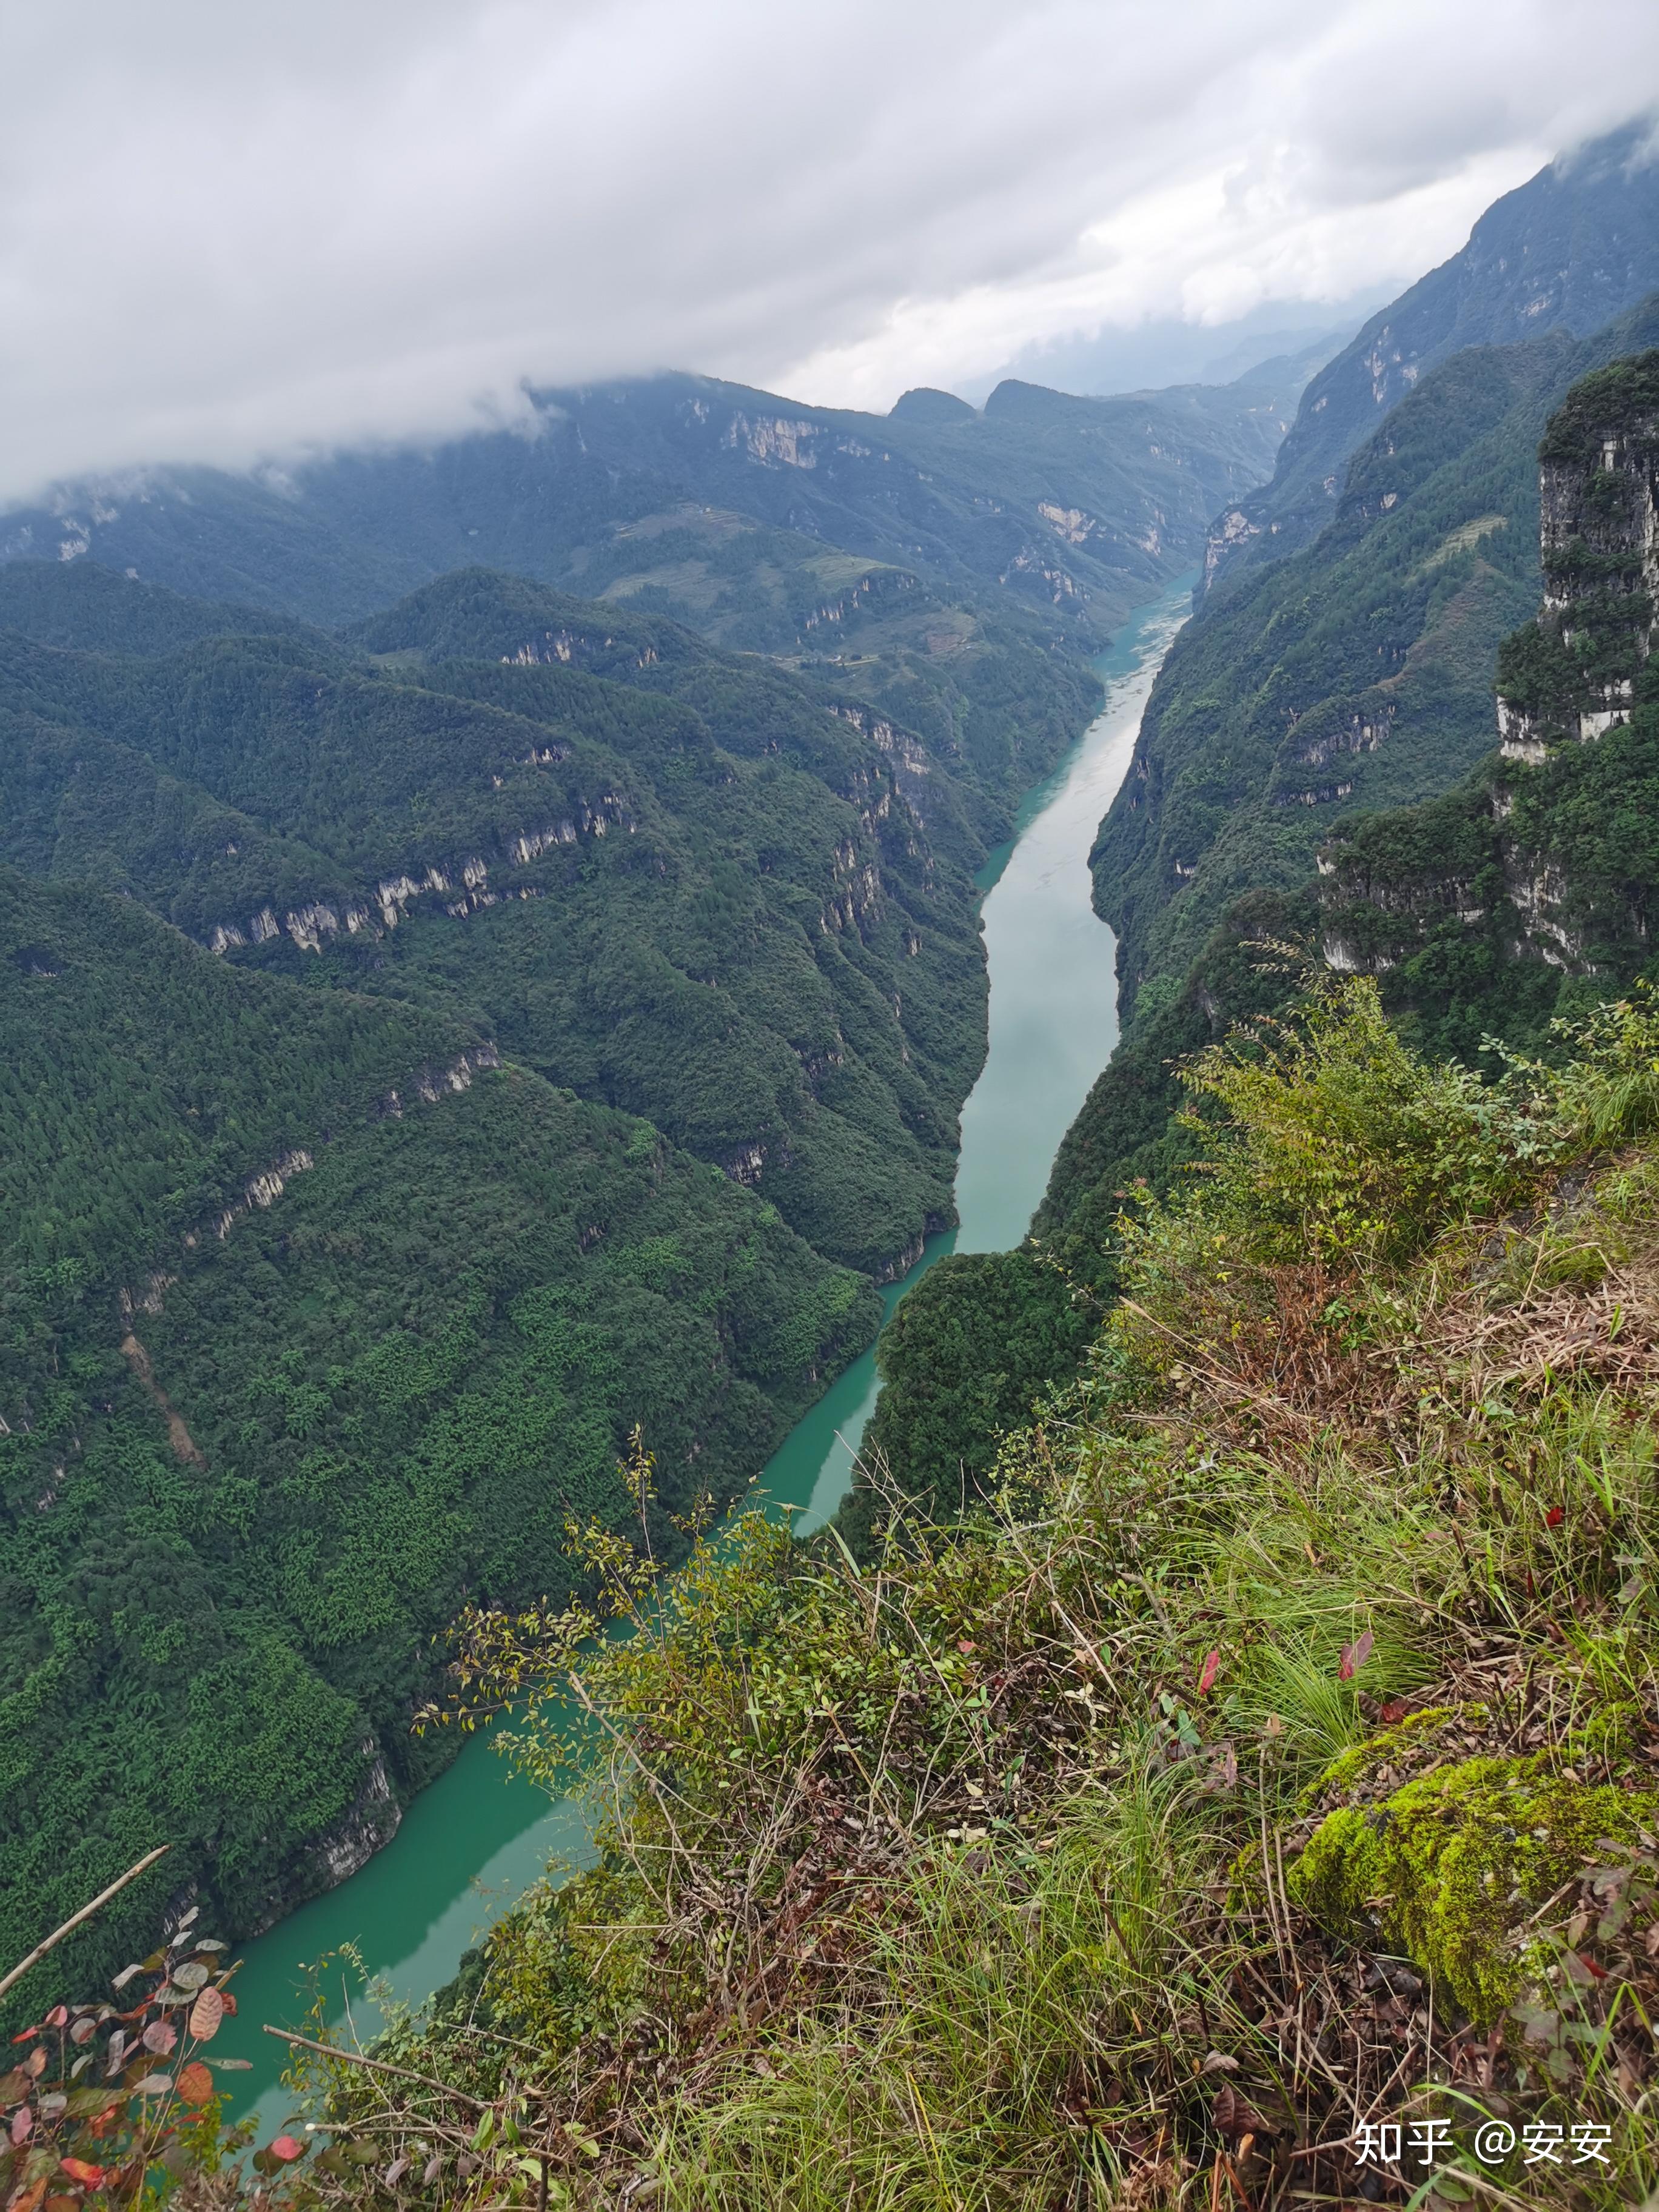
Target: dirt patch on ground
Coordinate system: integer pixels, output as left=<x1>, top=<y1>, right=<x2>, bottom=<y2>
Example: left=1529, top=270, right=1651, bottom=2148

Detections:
left=119, top=1332, right=206, bottom=1467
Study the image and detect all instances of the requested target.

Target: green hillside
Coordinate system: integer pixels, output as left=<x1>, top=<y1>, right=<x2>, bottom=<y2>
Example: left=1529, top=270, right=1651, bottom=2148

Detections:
left=1320, top=349, right=1659, bottom=1061
left=0, top=566, right=1004, bottom=1276
left=82, top=974, right=1659, bottom=2211
left=0, top=868, right=878, bottom=2020
left=859, top=319, right=1659, bottom=1530
left=1, top=362, right=1304, bottom=878
left=1092, top=292, right=1659, bottom=1032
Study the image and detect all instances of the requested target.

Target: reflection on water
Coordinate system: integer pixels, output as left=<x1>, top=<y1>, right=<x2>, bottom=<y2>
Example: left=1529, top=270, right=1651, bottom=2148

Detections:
left=218, top=577, right=1191, bottom=2129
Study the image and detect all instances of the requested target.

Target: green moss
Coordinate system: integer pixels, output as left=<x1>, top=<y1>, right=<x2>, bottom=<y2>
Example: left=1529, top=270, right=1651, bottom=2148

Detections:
left=1309, top=1706, right=1463, bottom=1801
left=1289, top=1752, right=1653, bottom=2024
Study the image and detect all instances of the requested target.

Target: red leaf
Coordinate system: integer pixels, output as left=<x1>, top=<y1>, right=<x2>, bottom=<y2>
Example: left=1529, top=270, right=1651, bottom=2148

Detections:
left=176, top=2062, right=214, bottom=2108
left=43, top=2008, right=67, bottom=2031
left=141, top=2021, right=176, bottom=2056
left=956, top=1640, right=975, bottom=1655
left=1338, top=1629, right=1374, bottom=1681
left=1545, top=1506, right=1565, bottom=1528
left=268, top=2136, right=305, bottom=2163
left=1196, top=1649, right=1221, bottom=1695
left=1580, top=1951, right=1609, bottom=1980
left=58, top=2160, right=107, bottom=2187
left=12, top=2105, right=32, bottom=2146
left=187, top=1987, right=224, bottom=2043
left=1379, top=1699, right=1409, bottom=1724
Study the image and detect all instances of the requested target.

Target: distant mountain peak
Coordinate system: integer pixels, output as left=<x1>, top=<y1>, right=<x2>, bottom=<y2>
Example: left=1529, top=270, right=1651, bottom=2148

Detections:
left=888, top=387, right=977, bottom=424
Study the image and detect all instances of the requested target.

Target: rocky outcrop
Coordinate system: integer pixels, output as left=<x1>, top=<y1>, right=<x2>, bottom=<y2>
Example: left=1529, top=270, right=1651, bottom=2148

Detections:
left=201, top=802, right=635, bottom=962
left=376, top=1042, right=501, bottom=1121
left=124, top=1048, right=501, bottom=1324
left=506, top=629, right=658, bottom=671
left=243, top=1748, right=403, bottom=1938
left=873, top=1232, right=927, bottom=1286
left=1495, top=363, right=1658, bottom=761
left=1317, top=352, right=1659, bottom=986
left=797, top=566, right=917, bottom=640
left=820, top=837, right=883, bottom=939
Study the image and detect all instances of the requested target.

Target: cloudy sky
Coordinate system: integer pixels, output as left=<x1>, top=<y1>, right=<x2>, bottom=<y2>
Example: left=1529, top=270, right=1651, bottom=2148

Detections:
left=3, top=0, right=1658, bottom=502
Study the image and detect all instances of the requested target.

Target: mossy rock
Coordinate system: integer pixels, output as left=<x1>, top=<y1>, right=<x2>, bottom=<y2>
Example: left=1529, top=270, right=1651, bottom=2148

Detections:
left=1288, top=1752, right=1654, bottom=2025
left=1306, top=1706, right=1464, bottom=1805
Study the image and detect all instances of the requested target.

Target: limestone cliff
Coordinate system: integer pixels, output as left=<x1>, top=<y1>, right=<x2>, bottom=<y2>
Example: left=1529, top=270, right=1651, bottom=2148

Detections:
left=1316, top=352, right=1659, bottom=1004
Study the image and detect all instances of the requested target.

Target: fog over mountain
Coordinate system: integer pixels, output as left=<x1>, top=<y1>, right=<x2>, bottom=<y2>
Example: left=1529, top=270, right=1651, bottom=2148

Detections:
left=2, top=0, right=1658, bottom=500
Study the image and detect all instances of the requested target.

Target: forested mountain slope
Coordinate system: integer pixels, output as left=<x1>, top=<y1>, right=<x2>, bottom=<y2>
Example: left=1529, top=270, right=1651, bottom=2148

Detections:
left=1204, top=121, right=1659, bottom=596
left=0, top=866, right=877, bottom=2019
left=0, top=335, right=1301, bottom=2006
left=1319, top=349, right=1659, bottom=1059
left=80, top=978, right=1659, bottom=2210
left=0, top=360, right=1309, bottom=856
left=1093, top=290, right=1659, bottom=1034
left=0, top=565, right=1001, bottom=1276
left=1, top=363, right=1302, bottom=636
left=856, top=332, right=1659, bottom=1533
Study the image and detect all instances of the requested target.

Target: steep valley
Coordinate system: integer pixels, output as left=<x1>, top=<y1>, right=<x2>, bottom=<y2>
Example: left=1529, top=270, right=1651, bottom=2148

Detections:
left=0, top=348, right=1307, bottom=2025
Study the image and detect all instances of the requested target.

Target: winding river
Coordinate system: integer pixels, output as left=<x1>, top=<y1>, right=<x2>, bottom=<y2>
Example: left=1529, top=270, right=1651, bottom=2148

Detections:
left=219, top=575, right=1192, bottom=2128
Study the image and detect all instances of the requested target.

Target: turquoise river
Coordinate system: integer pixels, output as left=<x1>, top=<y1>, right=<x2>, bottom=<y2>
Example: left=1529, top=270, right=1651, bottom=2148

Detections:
left=218, top=576, right=1193, bottom=2131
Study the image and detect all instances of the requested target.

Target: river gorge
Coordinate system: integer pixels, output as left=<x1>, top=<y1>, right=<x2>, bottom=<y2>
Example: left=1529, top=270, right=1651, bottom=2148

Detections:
left=219, top=577, right=1194, bottom=2130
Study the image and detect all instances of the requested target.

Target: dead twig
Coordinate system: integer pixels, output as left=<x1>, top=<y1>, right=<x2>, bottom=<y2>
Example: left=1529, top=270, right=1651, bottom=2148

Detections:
left=0, top=1845, right=170, bottom=2003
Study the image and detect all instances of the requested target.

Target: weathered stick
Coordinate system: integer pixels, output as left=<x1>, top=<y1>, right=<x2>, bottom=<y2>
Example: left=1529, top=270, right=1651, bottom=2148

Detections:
left=0, top=1845, right=171, bottom=2004
left=262, top=2025, right=485, bottom=2112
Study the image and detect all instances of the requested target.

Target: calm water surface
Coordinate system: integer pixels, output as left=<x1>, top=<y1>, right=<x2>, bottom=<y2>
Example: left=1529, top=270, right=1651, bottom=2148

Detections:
left=220, top=576, right=1192, bottom=2128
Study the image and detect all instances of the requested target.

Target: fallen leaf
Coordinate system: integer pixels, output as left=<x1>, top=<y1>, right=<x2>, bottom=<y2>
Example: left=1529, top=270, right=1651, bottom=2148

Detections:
left=1212, top=2082, right=1267, bottom=2141
left=1196, top=1649, right=1221, bottom=1695
left=1545, top=1506, right=1565, bottom=1528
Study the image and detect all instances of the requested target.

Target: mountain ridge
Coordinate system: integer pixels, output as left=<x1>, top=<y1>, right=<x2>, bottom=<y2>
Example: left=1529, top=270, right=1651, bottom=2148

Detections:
left=1202, top=120, right=1659, bottom=599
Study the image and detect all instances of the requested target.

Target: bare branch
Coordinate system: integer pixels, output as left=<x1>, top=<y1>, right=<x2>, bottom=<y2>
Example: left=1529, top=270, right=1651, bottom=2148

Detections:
left=261, top=2024, right=487, bottom=2112
left=0, top=1845, right=170, bottom=2003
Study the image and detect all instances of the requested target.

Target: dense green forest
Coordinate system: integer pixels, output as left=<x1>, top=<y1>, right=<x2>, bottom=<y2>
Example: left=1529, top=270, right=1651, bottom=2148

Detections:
left=0, top=867, right=880, bottom=2018
left=7, top=338, right=1304, bottom=2029
left=0, top=548, right=1091, bottom=2014
left=2, top=357, right=1310, bottom=873
left=0, top=564, right=1014, bottom=1276
left=13, top=132, right=1659, bottom=2212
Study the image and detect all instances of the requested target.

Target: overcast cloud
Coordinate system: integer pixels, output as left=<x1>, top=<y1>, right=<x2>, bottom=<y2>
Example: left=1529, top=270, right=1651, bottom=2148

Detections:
left=2, top=0, right=1658, bottom=503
